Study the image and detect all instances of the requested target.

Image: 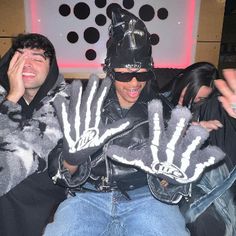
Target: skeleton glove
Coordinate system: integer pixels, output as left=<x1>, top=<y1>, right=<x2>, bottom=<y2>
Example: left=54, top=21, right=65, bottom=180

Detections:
left=106, top=99, right=225, bottom=185
left=53, top=74, right=131, bottom=166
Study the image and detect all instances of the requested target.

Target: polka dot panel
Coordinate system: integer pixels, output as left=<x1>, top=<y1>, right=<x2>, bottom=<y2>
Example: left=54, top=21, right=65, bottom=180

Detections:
left=24, top=0, right=200, bottom=73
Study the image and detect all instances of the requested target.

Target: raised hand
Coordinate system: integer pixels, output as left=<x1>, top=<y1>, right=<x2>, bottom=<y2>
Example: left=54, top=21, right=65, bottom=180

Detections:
left=53, top=74, right=131, bottom=166
left=6, top=51, right=26, bottom=103
left=106, top=99, right=225, bottom=185
left=215, top=69, right=236, bottom=119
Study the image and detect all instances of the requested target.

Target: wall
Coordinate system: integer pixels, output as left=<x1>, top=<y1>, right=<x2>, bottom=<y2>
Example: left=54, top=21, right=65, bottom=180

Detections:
left=0, top=0, right=226, bottom=75
left=195, top=0, right=226, bottom=66
left=0, top=0, right=25, bottom=58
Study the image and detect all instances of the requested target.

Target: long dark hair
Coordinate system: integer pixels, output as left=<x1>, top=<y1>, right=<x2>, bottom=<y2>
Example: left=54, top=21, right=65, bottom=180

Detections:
left=169, top=62, right=218, bottom=108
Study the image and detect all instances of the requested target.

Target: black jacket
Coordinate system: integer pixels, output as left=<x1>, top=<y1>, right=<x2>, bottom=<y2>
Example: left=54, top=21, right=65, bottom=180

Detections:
left=52, top=82, right=191, bottom=202
left=49, top=80, right=190, bottom=203
left=88, top=84, right=171, bottom=191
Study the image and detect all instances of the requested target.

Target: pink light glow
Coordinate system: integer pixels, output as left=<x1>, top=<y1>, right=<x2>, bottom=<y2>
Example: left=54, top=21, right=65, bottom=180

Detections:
left=58, top=62, right=103, bottom=68
left=156, top=0, right=196, bottom=69
left=29, top=0, right=40, bottom=33
left=184, top=0, right=196, bottom=67
left=29, top=0, right=196, bottom=69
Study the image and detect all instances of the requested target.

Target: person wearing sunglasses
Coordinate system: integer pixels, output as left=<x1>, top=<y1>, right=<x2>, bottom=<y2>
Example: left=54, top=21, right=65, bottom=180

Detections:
left=44, top=8, right=191, bottom=236
left=108, top=69, right=154, bottom=109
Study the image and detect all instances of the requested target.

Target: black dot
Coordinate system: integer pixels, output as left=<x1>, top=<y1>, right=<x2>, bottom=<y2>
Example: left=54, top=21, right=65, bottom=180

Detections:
left=157, top=8, right=168, bottom=20
left=86, top=49, right=97, bottom=60
left=84, top=27, right=100, bottom=44
left=95, top=14, right=107, bottom=26
left=95, top=0, right=107, bottom=8
left=67, top=31, right=79, bottom=44
left=139, top=5, right=155, bottom=22
left=59, top=4, right=71, bottom=17
left=74, top=2, right=90, bottom=20
left=150, top=34, right=159, bottom=45
left=123, top=0, right=134, bottom=9
left=106, top=3, right=122, bottom=19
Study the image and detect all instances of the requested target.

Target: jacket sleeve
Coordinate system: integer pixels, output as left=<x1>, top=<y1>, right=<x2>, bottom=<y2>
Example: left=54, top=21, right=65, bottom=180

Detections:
left=0, top=88, right=22, bottom=137
left=0, top=98, right=63, bottom=197
left=47, top=139, right=91, bottom=189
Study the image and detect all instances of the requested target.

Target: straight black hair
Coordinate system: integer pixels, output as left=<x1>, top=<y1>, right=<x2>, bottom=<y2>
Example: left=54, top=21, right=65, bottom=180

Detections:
left=170, top=62, right=218, bottom=108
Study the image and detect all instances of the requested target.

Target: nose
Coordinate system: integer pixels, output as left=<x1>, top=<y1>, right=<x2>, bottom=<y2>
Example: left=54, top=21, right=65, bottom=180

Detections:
left=23, top=57, right=33, bottom=67
left=129, top=77, right=139, bottom=85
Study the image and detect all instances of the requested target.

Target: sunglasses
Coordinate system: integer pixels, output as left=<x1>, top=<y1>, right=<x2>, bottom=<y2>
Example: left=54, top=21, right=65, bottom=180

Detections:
left=112, top=70, right=154, bottom=82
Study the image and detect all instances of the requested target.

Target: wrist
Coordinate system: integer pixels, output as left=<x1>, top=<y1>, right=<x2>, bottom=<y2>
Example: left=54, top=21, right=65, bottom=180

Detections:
left=6, top=93, right=22, bottom=103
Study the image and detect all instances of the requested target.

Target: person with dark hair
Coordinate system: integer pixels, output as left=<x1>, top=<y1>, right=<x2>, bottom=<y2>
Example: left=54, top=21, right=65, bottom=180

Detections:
left=169, top=62, right=217, bottom=108
left=42, top=8, right=224, bottom=236
left=167, top=61, right=223, bottom=132
left=0, top=11, right=224, bottom=236
left=162, top=61, right=235, bottom=235
left=0, top=32, right=135, bottom=235
left=43, top=8, right=188, bottom=235
left=0, top=33, right=66, bottom=236
left=184, top=67, right=236, bottom=236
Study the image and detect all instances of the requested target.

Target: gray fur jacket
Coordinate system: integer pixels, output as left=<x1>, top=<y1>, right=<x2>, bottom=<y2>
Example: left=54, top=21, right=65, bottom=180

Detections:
left=0, top=74, right=67, bottom=196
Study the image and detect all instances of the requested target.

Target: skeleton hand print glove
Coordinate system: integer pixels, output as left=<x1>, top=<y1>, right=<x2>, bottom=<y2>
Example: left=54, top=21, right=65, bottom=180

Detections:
left=106, top=99, right=225, bottom=185
left=53, top=74, right=131, bottom=166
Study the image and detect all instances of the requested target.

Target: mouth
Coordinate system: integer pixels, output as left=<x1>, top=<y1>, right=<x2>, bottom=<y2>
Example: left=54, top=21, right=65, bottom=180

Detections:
left=22, top=72, right=35, bottom=76
left=126, top=88, right=141, bottom=98
left=22, top=72, right=36, bottom=79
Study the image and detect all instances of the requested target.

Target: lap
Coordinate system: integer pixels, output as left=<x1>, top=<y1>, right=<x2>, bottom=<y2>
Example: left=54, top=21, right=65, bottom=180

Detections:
left=44, top=186, right=189, bottom=236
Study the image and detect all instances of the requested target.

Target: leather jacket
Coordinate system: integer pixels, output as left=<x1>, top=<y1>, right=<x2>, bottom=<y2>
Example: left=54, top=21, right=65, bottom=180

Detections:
left=88, top=84, right=164, bottom=191
left=49, top=83, right=191, bottom=203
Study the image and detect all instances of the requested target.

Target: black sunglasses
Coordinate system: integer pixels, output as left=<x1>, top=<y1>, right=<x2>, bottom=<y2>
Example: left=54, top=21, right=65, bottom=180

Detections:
left=112, top=70, right=154, bottom=82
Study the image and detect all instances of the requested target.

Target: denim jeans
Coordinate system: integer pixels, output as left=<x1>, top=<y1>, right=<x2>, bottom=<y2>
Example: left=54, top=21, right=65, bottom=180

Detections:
left=44, top=185, right=189, bottom=236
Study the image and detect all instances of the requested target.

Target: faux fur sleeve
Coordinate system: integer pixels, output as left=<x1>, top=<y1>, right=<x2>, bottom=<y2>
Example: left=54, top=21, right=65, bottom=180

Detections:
left=0, top=99, right=63, bottom=196
left=0, top=87, right=22, bottom=137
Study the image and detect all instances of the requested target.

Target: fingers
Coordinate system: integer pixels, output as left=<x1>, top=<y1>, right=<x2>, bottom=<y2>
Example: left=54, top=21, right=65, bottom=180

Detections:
left=106, top=145, right=153, bottom=173
left=69, top=80, right=83, bottom=137
left=222, top=69, right=236, bottom=93
left=69, top=80, right=83, bottom=110
left=179, top=125, right=209, bottom=173
left=147, top=100, right=165, bottom=165
left=165, top=106, right=192, bottom=163
left=106, top=145, right=138, bottom=163
left=214, top=79, right=234, bottom=98
left=187, top=146, right=225, bottom=183
left=192, top=120, right=223, bottom=132
left=8, top=51, right=22, bottom=70
left=148, top=99, right=163, bottom=148
left=6, top=51, right=26, bottom=102
left=81, top=74, right=99, bottom=129
left=53, top=95, right=68, bottom=128
left=92, top=77, right=112, bottom=128
left=214, top=77, right=236, bottom=118
left=218, top=96, right=236, bottom=119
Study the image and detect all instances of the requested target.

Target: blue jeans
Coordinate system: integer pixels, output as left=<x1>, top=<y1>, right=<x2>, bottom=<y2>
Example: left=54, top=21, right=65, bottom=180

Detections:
left=44, top=185, right=189, bottom=236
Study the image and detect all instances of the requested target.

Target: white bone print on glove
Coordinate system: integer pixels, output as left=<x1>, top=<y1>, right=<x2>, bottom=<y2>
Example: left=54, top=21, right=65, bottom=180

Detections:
left=106, top=99, right=225, bottom=184
left=53, top=74, right=131, bottom=166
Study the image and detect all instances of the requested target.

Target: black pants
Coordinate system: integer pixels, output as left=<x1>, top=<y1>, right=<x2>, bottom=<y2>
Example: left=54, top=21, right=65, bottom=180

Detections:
left=0, top=171, right=66, bottom=236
